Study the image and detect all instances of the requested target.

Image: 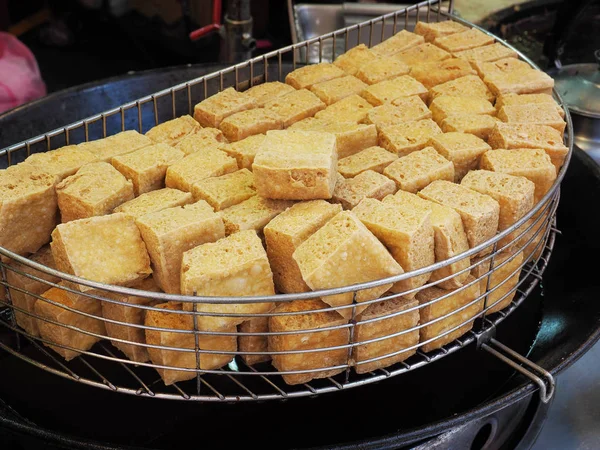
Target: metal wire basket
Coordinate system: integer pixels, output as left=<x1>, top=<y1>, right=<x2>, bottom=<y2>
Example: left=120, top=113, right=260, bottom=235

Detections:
left=0, top=0, right=572, bottom=402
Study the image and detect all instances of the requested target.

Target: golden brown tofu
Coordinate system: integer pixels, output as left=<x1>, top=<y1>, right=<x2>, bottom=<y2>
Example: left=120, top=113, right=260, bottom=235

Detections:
left=288, top=117, right=377, bottom=159
left=333, top=44, right=378, bottom=76
left=268, top=299, right=349, bottom=385
left=483, top=67, right=554, bottom=96
left=78, top=130, right=153, bottom=162
left=293, top=211, right=403, bottom=319
left=455, top=43, right=518, bottom=71
left=5, top=245, right=60, bottom=337
left=264, top=89, right=326, bottom=128
left=365, top=97, right=432, bottom=130
left=471, top=251, right=523, bottom=314
left=314, top=94, right=374, bottom=123
left=165, top=147, right=238, bottom=192
left=337, top=146, right=398, bottom=178
left=219, top=108, right=283, bottom=142
left=191, top=169, right=255, bottom=211
left=56, top=162, right=134, bottom=223
left=136, top=201, right=225, bottom=294
left=193, top=87, right=257, bottom=128
left=428, top=74, right=494, bottom=104
left=495, top=93, right=564, bottom=118
left=419, top=180, right=500, bottom=255
left=244, top=81, right=296, bottom=106
left=332, top=170, right=397, bottom=210
left=0, top=164, right=58, bottom=257
left=356, top=56, right=410, bottom=85
left=145, top=115, right=200, bottom=146
left=409, top=58, right=475, bottom=89
left=433, top=28, right=494, bottom=53
left=252, top=130, right=337, bottom=200
left=361, top=75, right=428, bottom=105
left=378, top=119, right=443, bottom=156
left=370, top=30, right=425, bottom=57
left=440, top=115, right=500, bottom=140
left=285, top=63, right=346, bottom=89
left=180, top=230, right=275, bottom=329
left=238, top=317, right=270, bottom=365
left=417, top=276, right=482, bottom=352
left=383, top=146, right=454, bottom=193
left=35, top=285, right=107, bottom=361
left=429, top=132, right=492, bottom=181
left=497, top=103, right=566, bottom=133
left=219, top=195, right=294, bottom=236
left=111, top=143, right=185, bottom=196
left=101, top=276, right=161, bottom=363
left=478, top=57, right=532, bottom=78
left=174, top=128, right=227, bottom=156
left=353, top=297, right=420, bottom=373
left=145, top=303, right=236, bottom=385
left=353, top=198, right=434, bottom=296
left=50, top=213, right=152, bottom=292
left=310, top=75, right=368, bottom=106
left=23, top=146, right=97, bottom=182
left=414, top=20, right=470, bottom=43
left=429, top=96, right=496, bottom=124
left=220, top=134, right=266, bottom=170
left=113, top=188, right=193, bottom=220
left=395, top=43, right=452, bottom=68
left=264, top=200, right=342, bottom=294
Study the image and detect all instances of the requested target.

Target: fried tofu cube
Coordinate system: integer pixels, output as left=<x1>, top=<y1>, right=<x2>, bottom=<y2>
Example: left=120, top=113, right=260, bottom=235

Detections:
left=433, top=28, right=494, bottom=53
left=180, top=230, right=275, bottom=329
left=483, top=67, right=554, bottom=96
left=78, top=130, right=153, bottom=162
left=353, top=199, right=434, bottom=295
left=371, top=29, right=425, bottom=57
left=35, top=285, right=107, bottom=361
left=440, top=115, right=500, bottom=140
left=337, top=146, right=398, bottom=178
left=219, top=195, right=294, bottom=236
left=50, top=213, right=152, bottom=292
left=356, top=56, right=410, bottom=85
left=56, top=162, right=134, bottom=223
left=252, top=130, right=337, bottom=200
left=174, top=128, right=227, bottom=156
left=5, top=245, right=60, bottom=337
left=365, top=97, right=431, bottom=130
left=264, top=89, right=326, bottom=127
left=0, top=165, right=58, bottom=256
left=353, top=297, right=420, bottom=373
left=419, top=180, right=500, bottom=255
left=315, top=94, right=374, bottom=123
left=361, top=75, right=428, bottom=105
left=165, top=147, right=238, bottom=192
left=288, top=117, right=377, bottom=158
left=497, top=103, right=566, bottom=133
left=244, top=81, right=296, bottom=106
left=264, top=200, right=342, bottom=293
left=429, top=96, right=496, bottom=124
left=471, top=251, right=523, bottom=314
left=146, top=115, right=201, bottom=146
left=428, top=75, right=494, bottom=104
left=480, top=148, right=557, bottom=203
left=293, top=211, right=403, bottom=319
left=238, top=317, right=270, bottom=365
left=416, top=276, right=482, bottom=352
left=378, top=119, right=443, bottom=156
left=101, top=276, right=161, bottom=362
left=23, top=146, right=97, bottom=182
left=136, top=201, right=225, bottom=294
left=219, top=108, right=283, bottom=142
left=220, top=134, right=266, bottom=170
left=191, top=169, right=255, bottom=211
left=455, top=42, right=518, bottom=71
left=395, top=43, right=452, bottom=68
left=429, top=132, right=492, bottom=181
left=111, top=143, right=185, bottom=196
left=310, top=75, right=368, bottom=106
left=145, top=303, right=237, bottom=385
left=488, top=123, right=568, bottom=173
left=384, top=191, right=471, bottom=290
left=383, top=146, right=454, bottom=193
left=495, top=93, right=564, bottom=118
left=268, top=299, right=349, bottom=385
left=285, top=63, right=346, bottom=89
left=193, top=87, right=257, bottom=128
left=409, top=58, right=476, bottom=89
left=113, top=188, right=193, bottom=219
left=478, top=57, right=532, bottom=78
left=332, top=170, right=397, bottom=210
left=333, top=44, right=378, bottom=76
left=414, top=20, right=470, bottom=42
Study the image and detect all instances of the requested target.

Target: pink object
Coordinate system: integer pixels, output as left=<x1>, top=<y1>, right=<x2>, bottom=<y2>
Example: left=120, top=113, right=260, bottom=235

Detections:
left=0, top=32, right=47, bottom=114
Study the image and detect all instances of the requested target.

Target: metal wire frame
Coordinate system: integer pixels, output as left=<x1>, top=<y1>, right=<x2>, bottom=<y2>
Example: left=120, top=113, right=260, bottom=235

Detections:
left=0, top=0, right=573, bottom=401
